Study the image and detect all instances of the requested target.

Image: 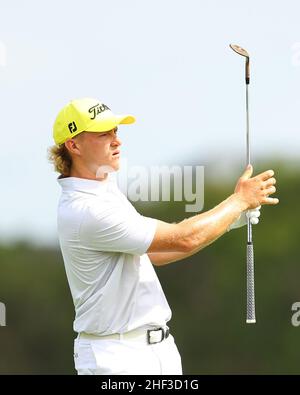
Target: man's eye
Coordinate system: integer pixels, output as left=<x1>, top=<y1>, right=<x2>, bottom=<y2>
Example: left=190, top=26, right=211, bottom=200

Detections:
left=99, top=133, right=107, bottom=137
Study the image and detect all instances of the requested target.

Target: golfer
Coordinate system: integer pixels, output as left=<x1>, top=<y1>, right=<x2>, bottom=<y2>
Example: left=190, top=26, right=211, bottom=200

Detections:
left=49, top=97, right=278, bottom=375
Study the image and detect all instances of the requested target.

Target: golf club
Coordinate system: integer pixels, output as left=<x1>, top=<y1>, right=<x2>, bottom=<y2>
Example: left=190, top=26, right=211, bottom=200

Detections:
left=229, top=44, right=256, bottom=324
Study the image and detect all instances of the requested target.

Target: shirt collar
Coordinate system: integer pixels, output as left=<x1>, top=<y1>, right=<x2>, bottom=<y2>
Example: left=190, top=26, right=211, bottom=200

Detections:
left=57, top=173, right=117, bottom=195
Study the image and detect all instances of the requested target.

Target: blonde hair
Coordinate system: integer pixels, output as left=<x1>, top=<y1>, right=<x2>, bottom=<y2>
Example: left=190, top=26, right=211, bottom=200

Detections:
left=48, top=143, right=72, bottom=177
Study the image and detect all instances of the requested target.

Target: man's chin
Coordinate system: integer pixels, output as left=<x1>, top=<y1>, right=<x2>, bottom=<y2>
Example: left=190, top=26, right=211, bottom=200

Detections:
left=95, top=163, right=119, bottom=178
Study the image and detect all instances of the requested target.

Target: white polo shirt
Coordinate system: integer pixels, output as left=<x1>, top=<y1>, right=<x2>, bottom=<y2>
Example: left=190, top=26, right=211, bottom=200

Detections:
left=57, top=173, right=172, bottom=336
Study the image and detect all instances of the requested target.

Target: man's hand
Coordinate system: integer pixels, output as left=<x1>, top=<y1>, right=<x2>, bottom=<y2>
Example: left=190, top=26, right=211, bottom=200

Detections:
left=234, top=165, right=278, bottom=210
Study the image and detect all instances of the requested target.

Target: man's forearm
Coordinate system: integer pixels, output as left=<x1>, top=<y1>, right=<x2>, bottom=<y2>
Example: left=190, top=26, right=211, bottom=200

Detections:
left=148, top=229, right=222, bottom=266
left=148, top=193, right=246, bottom=266
left=178, top=193, right=246, bottom=252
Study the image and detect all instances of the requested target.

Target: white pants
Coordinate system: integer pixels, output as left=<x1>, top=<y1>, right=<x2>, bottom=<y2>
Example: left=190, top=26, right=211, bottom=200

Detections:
left=74, top=332, right=182, bottom=375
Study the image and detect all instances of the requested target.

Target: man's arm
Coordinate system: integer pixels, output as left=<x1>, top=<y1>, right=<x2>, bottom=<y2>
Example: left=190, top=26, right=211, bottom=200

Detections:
left=147, top=195, right=244, bottom=266
left=146, top=166, right=278, bottom=265
left=148, top=207, right=262, bottom=266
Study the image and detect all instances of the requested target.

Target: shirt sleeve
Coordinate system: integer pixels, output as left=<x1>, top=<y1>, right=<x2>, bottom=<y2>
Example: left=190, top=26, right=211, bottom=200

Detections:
left=79, top=201, right=158, bottom=256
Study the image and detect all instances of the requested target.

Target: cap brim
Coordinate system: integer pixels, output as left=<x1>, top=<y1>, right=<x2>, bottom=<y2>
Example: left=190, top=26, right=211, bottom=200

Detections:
left=85, top=114, right=136, bottom=133
left=116, top=114, right=136, bottom=125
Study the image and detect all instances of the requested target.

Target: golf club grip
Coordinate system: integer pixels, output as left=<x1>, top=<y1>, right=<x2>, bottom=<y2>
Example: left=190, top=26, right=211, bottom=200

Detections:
left=246, top=242, right=256, bottom=323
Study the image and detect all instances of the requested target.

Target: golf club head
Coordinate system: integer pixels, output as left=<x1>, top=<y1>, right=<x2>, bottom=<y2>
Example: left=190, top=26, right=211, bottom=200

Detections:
left=229, top=44, right=249, bottom=58
left=229, top=44, right=250, bottom=85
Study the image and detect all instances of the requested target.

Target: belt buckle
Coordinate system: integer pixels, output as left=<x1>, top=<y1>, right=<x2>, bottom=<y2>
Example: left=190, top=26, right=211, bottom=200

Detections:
left=147, top=327, right=169, bottom=345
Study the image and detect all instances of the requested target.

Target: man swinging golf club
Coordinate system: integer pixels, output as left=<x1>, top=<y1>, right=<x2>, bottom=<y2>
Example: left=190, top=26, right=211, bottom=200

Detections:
left=49, top=97, right=278, bottom=375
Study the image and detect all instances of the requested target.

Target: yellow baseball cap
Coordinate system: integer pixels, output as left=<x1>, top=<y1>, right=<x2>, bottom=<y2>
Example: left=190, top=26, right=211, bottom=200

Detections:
left=53, top=97, right=136, bottom=145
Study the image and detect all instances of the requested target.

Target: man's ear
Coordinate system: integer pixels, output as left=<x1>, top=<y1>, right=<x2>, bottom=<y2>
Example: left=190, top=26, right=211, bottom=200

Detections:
left=65, top=138, right=82, bottom=156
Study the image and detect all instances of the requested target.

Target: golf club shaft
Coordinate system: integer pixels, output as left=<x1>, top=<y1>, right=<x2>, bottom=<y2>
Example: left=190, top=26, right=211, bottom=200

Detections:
left=246, top=83, right=252, bottom=244
left=246, top=82, right=256, bottom=323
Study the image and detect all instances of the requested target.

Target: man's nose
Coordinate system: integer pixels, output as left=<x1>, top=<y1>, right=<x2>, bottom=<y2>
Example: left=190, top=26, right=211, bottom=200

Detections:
left=112, top=136, right=122, bottom=146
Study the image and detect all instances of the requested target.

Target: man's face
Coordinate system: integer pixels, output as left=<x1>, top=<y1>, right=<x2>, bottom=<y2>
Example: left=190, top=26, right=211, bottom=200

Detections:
left=70, top=127, right=122, bottom=175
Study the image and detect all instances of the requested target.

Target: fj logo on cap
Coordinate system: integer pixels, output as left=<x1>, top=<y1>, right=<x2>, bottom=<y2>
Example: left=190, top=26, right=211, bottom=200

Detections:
left=88, top=103, right=110, bottom=120
left=68, top=121, right=77, bottom=133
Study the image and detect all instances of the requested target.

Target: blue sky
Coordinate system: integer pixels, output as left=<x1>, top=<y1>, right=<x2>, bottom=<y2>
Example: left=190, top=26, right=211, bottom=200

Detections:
left=0, top=0, right=299, bottom=244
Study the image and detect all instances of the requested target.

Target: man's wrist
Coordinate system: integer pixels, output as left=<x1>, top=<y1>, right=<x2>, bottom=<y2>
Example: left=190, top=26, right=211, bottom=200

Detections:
left=229, top=193, right=249, bottom=213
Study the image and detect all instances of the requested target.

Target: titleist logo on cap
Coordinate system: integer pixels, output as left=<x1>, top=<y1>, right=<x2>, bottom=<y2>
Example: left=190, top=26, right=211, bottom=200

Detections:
left=88, top=103, right=110, bottom=120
